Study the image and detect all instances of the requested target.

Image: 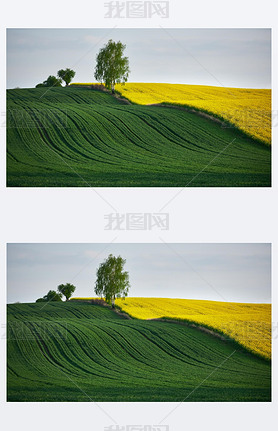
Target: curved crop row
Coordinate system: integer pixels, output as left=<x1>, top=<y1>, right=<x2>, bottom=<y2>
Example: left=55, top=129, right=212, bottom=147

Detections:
left=115, top=83, right=271, bottom=145
left=7, top=302, right=270, bottom=401
left=115, top=298, right=271, bottom=359
left=7, top=87, right=271, bottom=187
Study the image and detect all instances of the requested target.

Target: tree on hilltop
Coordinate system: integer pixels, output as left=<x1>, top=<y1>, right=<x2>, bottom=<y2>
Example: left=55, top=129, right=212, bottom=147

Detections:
left=94, top=39, right=130, bottom=94
left=36, top=290, right=62, bottom=302
left=57, top=283, right=76, bottom=301
left=36, top=75, right=62, bottom=88
left=57, top=68, right=76, bottom=86
left=95, top=254, right=130, bottom=307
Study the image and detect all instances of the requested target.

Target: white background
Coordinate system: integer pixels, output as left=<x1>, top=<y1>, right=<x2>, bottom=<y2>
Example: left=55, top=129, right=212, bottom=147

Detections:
left=0, top=0, right=277, bottom=430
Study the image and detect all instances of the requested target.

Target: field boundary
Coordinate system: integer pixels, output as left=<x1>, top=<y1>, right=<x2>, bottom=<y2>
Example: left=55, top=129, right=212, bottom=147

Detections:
left=146, top=316, right=270, bottom=361
left=145, top=102, right=269, bottom=147
left=114, top=305, right=271, bottom=362
left=70, top=298, right=271, bottom=361
left=148, top=103, right=225, bottom=126
left=70, top=83, right=271, bottom=145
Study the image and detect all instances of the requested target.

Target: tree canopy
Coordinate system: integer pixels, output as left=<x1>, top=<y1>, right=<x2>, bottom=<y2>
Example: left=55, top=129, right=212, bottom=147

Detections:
left=57, top=283, right=76, bottom=301
left=36, top=75, right=62, bottom=88
left=35, top=68, right=75, bottom=89
left=57, top=68, right=76, bottom=86
left=36, top=290, right=62, bottom=303
left=95, top=254, right=130, bottom=307
left=94, top=39, right=130, bottom=93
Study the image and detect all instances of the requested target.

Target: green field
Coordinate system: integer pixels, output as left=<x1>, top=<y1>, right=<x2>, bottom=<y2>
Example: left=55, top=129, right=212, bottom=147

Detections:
left=7, top=301, right=271, bottom=401
left=7, top=87, right=271, bottom=187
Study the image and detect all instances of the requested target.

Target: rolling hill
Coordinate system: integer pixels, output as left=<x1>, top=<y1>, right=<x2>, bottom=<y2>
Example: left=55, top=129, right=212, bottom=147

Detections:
left=7, top=301, right=271, bottom=401
left=114, top=297, right=271, bottom=359
left=115, top=83, right=271, bottom=145
left=7, top=86, right=271, bottom=187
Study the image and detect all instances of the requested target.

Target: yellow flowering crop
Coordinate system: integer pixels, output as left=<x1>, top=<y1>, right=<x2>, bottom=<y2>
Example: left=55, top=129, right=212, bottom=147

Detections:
left=70, top=297, right=96, bottom=300
left=115, top=297, right=271, bottom=359
left=115, top=83, right=271, bottom=145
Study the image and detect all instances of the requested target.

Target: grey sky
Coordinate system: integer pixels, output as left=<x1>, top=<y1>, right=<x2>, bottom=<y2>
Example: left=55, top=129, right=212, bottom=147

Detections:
left=7, top=243, right=271, bottom=304
left=7, top=28, right=271, bottom=89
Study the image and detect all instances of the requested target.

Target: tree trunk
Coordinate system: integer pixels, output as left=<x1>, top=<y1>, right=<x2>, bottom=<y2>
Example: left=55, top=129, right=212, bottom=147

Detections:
left=111, top=297, right=115, bottom=308
left=111, top=83, right=115, bottom=94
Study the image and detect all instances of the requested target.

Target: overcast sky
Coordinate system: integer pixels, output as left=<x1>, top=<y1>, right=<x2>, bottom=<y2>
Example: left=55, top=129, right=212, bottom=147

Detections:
left=7, top=243, right=271, bottom=304
left=7, top=28, right=271, bottom=89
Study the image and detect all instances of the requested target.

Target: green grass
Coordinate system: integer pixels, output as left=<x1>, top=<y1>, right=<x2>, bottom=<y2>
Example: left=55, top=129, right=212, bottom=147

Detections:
left=7, top=87, right=271, bottom=187
left=7, top=301, right=271, bottom=401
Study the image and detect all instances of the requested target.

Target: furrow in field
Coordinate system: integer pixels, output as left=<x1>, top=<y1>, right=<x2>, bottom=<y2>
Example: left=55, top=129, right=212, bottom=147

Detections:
left=7, top=302, right=271, bottom=401
left=7, top=87, right=271, bottom=187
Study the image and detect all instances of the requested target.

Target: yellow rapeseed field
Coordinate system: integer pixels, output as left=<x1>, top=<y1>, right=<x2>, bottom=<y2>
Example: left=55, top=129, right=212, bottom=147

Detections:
left=115, top=297, right=271, bottom=359
left=114, top=83, right=271, bottom=145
